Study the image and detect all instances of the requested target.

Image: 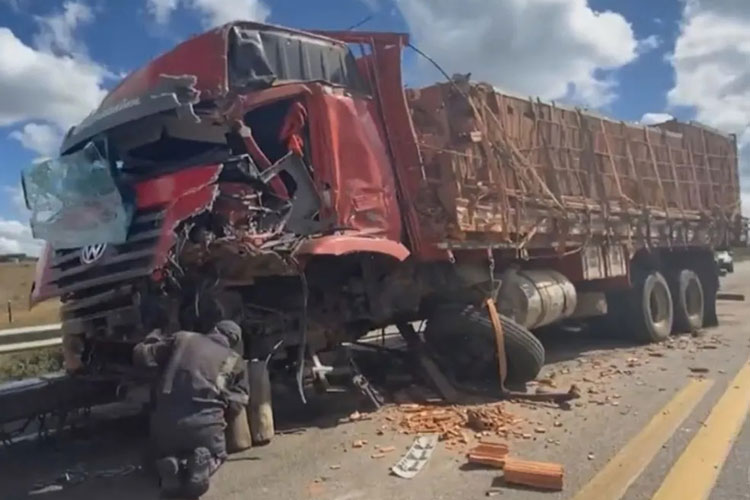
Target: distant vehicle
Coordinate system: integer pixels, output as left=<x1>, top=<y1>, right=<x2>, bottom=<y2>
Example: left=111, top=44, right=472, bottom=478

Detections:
left=716, top=250, right=734, bottom=273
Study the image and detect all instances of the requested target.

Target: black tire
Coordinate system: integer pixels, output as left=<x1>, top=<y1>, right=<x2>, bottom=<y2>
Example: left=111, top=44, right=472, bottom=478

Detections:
left=670, top=269, right=704, bottom=333
left=424, top=305, right=545, bottom=384
left=694, top=254, right=719, bottom=327
left=627, top=269, right=674, bottom=342
left=728, top=263, right=734, bottom=273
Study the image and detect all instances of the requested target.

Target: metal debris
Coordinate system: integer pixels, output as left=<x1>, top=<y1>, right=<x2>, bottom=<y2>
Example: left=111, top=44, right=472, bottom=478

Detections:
left=29, top=464, right=139, bottom=495
left=391, top=434, right=438, bottom=479
left=717, top=293, right=745, bottom=301
left=689, top=367, right=710, bottom=374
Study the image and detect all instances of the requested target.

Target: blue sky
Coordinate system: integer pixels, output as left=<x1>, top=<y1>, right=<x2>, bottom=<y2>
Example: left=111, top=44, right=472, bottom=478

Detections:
left=0, top=0, right=748, bottom=253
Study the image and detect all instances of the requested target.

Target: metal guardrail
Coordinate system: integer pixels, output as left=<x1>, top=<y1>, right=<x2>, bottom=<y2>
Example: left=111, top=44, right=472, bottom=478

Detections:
left=0, top=323, right=62, bottom=354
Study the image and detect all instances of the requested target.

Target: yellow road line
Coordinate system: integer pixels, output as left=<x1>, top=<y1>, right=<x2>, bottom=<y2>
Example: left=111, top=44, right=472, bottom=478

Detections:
left=652, top=362, right=750, bottom=500
left=571, top=378, right=713, bottom=500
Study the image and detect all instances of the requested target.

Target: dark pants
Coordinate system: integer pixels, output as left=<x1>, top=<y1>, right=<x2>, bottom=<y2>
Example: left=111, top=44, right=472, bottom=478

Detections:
left=152, top=416, right=227, bottom=494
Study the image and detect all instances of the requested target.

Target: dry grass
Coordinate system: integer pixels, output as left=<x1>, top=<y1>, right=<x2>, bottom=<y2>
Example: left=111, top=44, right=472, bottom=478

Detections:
left=0, top=348, right=63, bottom=382
left=0, top=261, right=60, bottom=329
left=0, top=262, right=62, bottom=380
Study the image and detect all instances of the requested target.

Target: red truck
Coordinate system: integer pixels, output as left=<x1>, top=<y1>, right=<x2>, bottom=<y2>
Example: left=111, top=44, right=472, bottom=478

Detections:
left=24, top=22, right=744, bottom=389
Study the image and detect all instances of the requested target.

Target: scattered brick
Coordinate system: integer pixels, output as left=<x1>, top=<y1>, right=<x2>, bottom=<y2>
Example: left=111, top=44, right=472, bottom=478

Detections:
left=466, top=441, right=509, bottom=469
left=502, top=458, right=564, bottom=491
left=381, top=402, right=521, bottom=450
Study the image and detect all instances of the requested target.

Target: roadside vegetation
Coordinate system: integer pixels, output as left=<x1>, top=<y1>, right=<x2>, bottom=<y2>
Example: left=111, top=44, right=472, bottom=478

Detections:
left=0, top=348, right=63, bottom=382
left=0, top=261, right=60, bottom=329
left=0, top=261, right=63, bottom=381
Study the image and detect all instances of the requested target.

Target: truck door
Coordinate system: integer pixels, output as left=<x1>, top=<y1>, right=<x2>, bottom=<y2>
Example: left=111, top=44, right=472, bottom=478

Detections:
left=305, top=87, right=403, bottom=243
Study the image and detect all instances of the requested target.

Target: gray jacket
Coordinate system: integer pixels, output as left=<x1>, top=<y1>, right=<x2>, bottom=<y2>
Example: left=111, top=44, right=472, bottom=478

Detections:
left=133, top=329, right=250, bottom=444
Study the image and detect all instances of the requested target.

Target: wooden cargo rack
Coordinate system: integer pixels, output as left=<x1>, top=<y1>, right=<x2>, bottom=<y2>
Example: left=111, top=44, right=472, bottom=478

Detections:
left=406, top=81, right=743, bottom=252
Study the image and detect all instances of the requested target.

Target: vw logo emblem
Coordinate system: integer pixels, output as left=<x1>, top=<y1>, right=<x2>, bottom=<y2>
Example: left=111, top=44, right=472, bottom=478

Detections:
left=80, top=243, right=107, bottom=264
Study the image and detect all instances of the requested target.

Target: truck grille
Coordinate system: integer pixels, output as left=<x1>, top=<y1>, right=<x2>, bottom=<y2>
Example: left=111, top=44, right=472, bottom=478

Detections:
left=53, top=206, right=166, bottom=340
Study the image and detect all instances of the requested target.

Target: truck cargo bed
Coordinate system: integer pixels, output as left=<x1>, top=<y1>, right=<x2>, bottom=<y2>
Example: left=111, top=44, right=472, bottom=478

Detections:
left=406, top=82, right=742, bottom=251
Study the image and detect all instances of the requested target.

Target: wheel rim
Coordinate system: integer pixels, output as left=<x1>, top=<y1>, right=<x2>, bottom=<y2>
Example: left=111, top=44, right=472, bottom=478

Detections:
left=648, top=281, right=671, bottom=329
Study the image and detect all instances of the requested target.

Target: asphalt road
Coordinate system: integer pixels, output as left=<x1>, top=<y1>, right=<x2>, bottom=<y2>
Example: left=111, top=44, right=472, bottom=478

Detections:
left=3, top=263, right=750, bottom=500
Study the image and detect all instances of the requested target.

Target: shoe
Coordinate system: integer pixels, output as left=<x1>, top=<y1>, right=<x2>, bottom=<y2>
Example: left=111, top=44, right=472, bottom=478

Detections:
left=155, top=456, right=181, bottom=497
left=183, top=447, right=211, bottom=498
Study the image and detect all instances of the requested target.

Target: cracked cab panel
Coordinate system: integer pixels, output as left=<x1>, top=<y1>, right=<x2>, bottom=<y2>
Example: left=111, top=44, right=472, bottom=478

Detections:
left=27, top=22, right=408, bottom=375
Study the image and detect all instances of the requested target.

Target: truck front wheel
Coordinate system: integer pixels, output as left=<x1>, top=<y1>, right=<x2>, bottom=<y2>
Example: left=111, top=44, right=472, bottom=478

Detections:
left=670, top=269, right=704, bottom=333
left=424, top=305, right=545, bottom=384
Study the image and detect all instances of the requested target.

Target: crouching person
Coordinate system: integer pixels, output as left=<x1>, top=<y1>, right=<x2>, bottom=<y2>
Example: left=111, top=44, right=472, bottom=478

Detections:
left=133, top=320, right=249, bottom=498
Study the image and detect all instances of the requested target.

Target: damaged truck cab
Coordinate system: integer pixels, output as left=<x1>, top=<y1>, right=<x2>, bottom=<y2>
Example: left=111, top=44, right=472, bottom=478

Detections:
left=28, top=23, right=411, bottom=375
left=26, top=22, right=744, bottom=388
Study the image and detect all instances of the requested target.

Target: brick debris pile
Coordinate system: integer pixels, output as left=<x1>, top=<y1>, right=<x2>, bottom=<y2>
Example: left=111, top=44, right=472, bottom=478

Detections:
left=381, top=403, right=524, bottom=450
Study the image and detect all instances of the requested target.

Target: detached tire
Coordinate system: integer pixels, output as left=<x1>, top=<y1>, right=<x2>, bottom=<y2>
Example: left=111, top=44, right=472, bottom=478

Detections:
left=424, top=305, right=545, bottom=384
left=670, top=269, right=704, bottom=333
left=627, top=270, right=674, bottom=342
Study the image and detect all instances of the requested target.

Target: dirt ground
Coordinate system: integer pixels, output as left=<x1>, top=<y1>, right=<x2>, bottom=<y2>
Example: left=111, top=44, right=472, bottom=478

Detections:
left=0, top=261, right=59, bottom=329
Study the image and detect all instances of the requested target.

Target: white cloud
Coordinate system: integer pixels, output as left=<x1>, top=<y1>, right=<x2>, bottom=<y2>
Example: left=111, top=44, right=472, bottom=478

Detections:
left=668, top=0, right=750, bottom=215
left=0, top=28, right=107, bottom=129
left=33, top=1, right=93, bottom=56
left=0, top=185, right=42, bottom=256
left=0, top=218, right=41, bottom=256
left=8, top=123, right=62, bottom=157
left=0, top=2, right=108, bottom=155
left=637, top=34, right=662, bottom=55
left=396, top=0, right=638, bottom=107
left=358, top=0, right=379, bottom=11
left=147, top=0, right=270, bottom=27
left=147, top=0, right=179, bottom=24
left=640, top=112, right=674, bottom=125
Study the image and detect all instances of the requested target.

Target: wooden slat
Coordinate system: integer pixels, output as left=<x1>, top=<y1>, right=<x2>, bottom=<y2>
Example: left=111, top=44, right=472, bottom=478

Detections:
left=404, top=82, right=741, bottom=250
left=699, top=127, right=718, bottom=210
left=644, top=127, right=669, bottom=215
left=599, top=119, right=632, bottom=206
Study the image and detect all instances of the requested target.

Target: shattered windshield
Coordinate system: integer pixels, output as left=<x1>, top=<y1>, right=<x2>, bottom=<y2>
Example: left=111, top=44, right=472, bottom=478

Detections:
left=21, top=142, right=134, bottom=250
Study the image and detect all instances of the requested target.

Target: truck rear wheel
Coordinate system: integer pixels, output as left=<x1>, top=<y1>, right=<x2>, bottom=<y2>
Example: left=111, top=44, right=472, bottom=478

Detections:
left=424, top=305, right=545, bottom=384
left=627, top=270, right=674, bottom=342
left=670, top=269, right=704, bottom=333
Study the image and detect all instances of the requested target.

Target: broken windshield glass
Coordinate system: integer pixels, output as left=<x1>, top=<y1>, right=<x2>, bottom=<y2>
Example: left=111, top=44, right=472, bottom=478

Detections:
left=22, top=142, right=134, bottom=250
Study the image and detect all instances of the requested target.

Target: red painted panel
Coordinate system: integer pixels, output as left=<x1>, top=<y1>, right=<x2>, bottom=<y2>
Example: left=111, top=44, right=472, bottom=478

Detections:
left=135, top=164, right=222, bottom=208
left=101, top=26, right=229, bottom=108
left=31, top=165, right=221, bottom=305
left=296, top=235, right=409, bottom=261
left=307, top=89, right=402, bottom=242
left=137, top=164, right=223, bottom=266
left=153, top=183, right=219, bottom=266
left=320, top=31, right=448, bottom=261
